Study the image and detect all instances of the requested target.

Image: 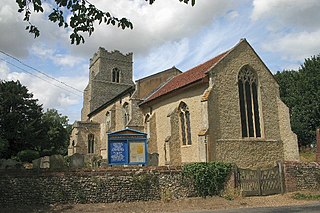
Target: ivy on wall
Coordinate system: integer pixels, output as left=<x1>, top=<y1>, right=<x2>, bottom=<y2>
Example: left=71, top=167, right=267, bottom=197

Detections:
left=182, top=162, right=232, bottom=197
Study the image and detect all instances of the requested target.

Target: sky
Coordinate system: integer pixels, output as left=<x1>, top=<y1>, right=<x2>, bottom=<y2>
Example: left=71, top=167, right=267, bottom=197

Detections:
left=0, top=0, right=319, bottom=124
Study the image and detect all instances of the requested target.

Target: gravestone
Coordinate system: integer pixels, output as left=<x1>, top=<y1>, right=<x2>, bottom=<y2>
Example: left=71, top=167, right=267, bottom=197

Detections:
left=40, top=156, right=50, bottom=169
left=32, top=158, right=41, bottom=169
left=70, top=153, right=85, bottom=169
left=0, top=159, right=23, bottom=169
left=148, top=153, right=159, bottom=166
left=50, top=155, right=65, bottom=170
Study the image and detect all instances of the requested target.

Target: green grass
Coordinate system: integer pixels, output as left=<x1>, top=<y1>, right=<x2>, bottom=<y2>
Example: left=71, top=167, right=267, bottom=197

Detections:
left=293, top=192, right=320, bottom=200
left=299, top=150, right=316, bottom=162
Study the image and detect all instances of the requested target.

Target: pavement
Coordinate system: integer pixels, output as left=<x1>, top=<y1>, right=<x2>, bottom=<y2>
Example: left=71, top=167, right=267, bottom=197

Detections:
left=184, top=203, right=320, bottom=213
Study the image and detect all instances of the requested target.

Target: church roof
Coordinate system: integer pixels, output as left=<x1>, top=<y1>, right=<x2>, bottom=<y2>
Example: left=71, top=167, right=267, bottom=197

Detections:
left=140, top=48, right=230, bottom=105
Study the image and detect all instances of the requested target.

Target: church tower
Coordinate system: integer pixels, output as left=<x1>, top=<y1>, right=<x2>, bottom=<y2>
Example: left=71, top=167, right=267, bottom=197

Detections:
left=81, top=48, right=134, bottom=121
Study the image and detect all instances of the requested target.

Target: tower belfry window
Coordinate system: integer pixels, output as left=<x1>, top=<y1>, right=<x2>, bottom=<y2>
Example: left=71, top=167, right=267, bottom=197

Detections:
left=238, top=66, right=261, bottom=138
left=112, top=68, right=120, bottom=83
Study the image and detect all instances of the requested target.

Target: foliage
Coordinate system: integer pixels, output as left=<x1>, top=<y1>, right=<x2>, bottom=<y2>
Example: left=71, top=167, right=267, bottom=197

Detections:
left=40, top=109, right=71, bottom=156
left=275, top=54, right=320, bottom=147
left=17, top=149, right=40, bottom=162
left=0, top=136, right=9, bottom=159
left=0, top=80, right=44, bottom=158
left=0, top=80, right=71, bottom=159
left=293, top=192, right=320, bottom=200
left=15, top=0, right=196, bottom=45
left=182, top=162, right=232, bottom=197
left=132, top=173, right=158, bottom=191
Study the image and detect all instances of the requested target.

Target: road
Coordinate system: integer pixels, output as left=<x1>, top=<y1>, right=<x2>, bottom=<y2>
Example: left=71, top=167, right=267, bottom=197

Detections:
left=184, top=203, right=320, bottom=213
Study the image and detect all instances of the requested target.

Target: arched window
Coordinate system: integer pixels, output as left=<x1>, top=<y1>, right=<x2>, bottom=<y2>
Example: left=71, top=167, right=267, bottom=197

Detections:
left=106, top=111, right=111, bottom=132
left=88, top=134, right=95, bottom=153
left=179, top=102, right=192, bottom=145
left=123, top=102, right=130, bottom=125
left=238, top=66, right=261, bottom=138
left=112, top=68, right=120, bottom=83
left=144, top=114, right=150, bottom=139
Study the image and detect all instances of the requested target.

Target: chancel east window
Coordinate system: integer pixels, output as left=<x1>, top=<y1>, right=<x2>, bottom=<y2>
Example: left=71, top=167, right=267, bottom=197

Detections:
left=179, top=102, right=192, bottom=145
left=112, top=68, right=120, bottom=83
left=88, top=134, right=95, bottom=153
left=238, top=66, right=261, bottom=138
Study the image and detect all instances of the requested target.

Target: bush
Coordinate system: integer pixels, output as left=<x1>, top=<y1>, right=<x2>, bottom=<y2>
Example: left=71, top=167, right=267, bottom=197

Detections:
left=182, top=162, right=232, bottom=197
left=17, top=149, right=40, bottom=162
left=0, top=137, right=9, bottom=159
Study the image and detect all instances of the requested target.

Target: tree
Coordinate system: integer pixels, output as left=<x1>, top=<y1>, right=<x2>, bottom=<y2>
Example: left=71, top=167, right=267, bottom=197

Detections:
left=40, top=109, right=71, bottom=156
left=275, top=54, right=320, bottom=147
left=16, top=0, right=196, bottom=45
left=0, top=80, right=44, bottom=158
left=0, top=80, right=72, bottom=160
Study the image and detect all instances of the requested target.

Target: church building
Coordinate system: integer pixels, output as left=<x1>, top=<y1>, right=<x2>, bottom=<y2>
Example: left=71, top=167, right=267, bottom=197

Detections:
left=68, top=39, right=300, bottom=168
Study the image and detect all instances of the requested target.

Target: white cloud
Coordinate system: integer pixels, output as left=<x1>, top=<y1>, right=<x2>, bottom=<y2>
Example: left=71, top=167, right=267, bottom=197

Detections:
left=31, top=45, right=85, bottom=67
left=262, top=30, right=320, bottom=61
left=0, top=61, right=87, bottom=122
left=69, top=0, right=236, bottom=57
left=251, top=0, right=320, bottom=31
left=135, top=38, right=189, bottom=79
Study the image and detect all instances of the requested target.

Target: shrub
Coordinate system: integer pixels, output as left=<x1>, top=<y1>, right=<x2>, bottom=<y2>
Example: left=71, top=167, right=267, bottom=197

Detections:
left=182, top=162, right=232, bottom=197
left=17, top=149, right=40, bottom=162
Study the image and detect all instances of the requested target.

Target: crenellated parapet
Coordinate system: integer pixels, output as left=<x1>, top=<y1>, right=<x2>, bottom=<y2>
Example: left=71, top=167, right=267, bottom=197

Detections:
left=90, top=47, right=133, bottom=68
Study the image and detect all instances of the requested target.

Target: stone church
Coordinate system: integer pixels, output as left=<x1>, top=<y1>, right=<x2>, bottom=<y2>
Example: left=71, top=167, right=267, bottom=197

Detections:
left=68, top=39, right=299, bottom=168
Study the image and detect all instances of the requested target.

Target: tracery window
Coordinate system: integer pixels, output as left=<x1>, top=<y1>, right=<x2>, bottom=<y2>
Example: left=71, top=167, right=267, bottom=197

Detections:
left=238, top=66, right=261, bottom=138
left=112, top=68, right=120, bottom=83
left=179, top=102, right=192, bottom=145
left=123, top=102, right=130, bottom=125
left=88, top=134, right=95, bottom=153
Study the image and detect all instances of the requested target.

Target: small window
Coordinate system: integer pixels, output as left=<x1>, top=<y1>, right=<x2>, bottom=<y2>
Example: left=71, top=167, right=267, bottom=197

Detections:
left=179, top=102, right=192, bottom=145
left=112, top=68, right=120, bottom=83
left=238, top=66, right=261, bottom=138
left=144, top=114, right=150, bottom=139
left=123, top=102, right=130, bottom=125
left=88, top=134, right=95, bottom=153
left=106, top=111, right=111, bottom=132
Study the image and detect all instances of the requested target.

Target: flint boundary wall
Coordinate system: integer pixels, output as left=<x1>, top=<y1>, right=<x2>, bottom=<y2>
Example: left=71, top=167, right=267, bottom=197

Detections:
left=0, top=166, right=197, bottom=207
left=284, top=161, right=320, bottom=192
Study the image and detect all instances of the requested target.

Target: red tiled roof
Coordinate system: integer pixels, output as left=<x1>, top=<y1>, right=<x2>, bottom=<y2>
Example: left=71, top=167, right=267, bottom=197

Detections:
left=142, top=50, right=229, bottom=104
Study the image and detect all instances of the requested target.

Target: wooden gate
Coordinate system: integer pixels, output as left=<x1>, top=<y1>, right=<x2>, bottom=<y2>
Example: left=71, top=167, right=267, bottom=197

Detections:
left=235, top=162, right=284, bottom=196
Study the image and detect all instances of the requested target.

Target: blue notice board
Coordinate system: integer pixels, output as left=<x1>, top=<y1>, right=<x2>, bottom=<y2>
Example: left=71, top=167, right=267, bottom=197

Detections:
left=109, top=141, right=127, bottom=164
left=108, top=128, right=148, bottom=166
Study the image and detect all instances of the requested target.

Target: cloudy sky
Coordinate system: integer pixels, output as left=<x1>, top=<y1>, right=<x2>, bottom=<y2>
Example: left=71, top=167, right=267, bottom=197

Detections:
left=0, top=0, right=319, bottom=123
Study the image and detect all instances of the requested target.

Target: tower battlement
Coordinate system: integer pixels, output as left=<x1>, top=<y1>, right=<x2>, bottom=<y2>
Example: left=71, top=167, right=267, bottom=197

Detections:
left=90, top=47, right=133, bottom=67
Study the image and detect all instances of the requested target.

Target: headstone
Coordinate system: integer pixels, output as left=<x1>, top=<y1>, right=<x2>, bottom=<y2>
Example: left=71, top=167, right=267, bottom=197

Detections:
left=49, top=155, right=65, bottom=170
left=70, top=153, right=85, bottom=169
left=148, top=153, right=159, bottom=166
left=32, top=158, right=41, bottom=169
left=316, top=128, right=320, bottom=163
left=0, top=159, right=23, bottom=169
left=40, top=156, right=50, bottom=169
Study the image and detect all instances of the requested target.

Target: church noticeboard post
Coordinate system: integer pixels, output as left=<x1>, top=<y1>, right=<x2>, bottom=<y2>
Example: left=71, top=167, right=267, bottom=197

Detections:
left=108, top=128, right=148, bottom=166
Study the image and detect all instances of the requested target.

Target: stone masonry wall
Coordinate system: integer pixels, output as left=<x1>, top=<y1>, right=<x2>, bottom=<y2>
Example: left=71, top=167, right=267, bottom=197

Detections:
left=284, top=161, right=320, bottom=192
left=0, top=167, right=196, bottom=207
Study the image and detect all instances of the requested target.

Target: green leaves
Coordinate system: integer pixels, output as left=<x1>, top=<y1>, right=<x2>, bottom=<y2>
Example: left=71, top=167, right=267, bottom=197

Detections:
left=0, top=81, right=71, bottom=159
left=182, top=162, right=232, bottom=197
left=275, top=54, right=320, bottom=147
